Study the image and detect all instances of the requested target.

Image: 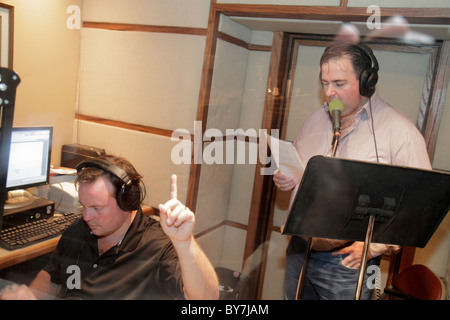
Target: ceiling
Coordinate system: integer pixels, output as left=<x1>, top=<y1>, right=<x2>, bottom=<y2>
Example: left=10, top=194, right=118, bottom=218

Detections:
left=230, top=16, right=450, bottom=41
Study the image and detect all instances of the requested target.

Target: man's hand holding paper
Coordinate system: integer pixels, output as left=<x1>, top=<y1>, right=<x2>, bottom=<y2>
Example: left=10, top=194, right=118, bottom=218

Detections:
left=263, top=131, right=305, bottom=191
left=273, top=170, right=297, bottom=191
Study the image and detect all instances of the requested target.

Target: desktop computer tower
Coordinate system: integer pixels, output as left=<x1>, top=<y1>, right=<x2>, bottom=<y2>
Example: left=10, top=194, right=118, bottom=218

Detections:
left=2, top=198, right=55, bottom=229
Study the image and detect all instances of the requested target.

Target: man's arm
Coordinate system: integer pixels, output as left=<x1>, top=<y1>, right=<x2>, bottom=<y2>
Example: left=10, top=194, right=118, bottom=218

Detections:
left=169, top=235, right=219, bottom=300
left=0, top=270, right=60, bottom=300
left=29, top=270, right=61, bottom=299
left=159, top=175, right=219, bottom=300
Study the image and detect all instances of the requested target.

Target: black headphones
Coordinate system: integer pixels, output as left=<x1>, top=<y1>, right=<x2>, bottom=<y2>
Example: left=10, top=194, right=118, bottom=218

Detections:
left=76, top=158, right=143, bottom=211
left=357, top=43, right=379, bottom=98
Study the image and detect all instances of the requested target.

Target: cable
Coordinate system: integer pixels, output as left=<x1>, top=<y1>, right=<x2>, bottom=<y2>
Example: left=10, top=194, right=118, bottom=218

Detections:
left=368, top=98, right=380, bottom=163
left=375, top=265, right=382, bottom=300
left=369, top=97, right=382, bottom=299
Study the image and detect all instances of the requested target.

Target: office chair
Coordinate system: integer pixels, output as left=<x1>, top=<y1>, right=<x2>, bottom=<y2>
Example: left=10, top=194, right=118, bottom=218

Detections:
left=383, top=264, right=443, bottom=300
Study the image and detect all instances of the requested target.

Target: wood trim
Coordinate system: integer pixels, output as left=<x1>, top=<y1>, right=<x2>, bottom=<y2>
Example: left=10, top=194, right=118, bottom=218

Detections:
left=0, top=3, right=14, bottom=68
left=271, top=225, right=282, bottom=233
left=218, top=31, right=271, bottom=52
left=423, top=41, right=450, bottom=160
left=248, top=44, right=272, bottom=52
left=218, top=31, right=248, bottom=50
left=185, top=5, right=221, bottom=212
left=418, top=51, right=439, bottom=133
left=75, top=113, right=191, bottom=139
left=83, top=21, right=207, bottom=36
left=213, top=4, right=450, bottom=25
left=195, top=220, right=247, bottom=239
left=243, top=32, right=291, bottom=299
left=7, top=4, right=14, bottom=69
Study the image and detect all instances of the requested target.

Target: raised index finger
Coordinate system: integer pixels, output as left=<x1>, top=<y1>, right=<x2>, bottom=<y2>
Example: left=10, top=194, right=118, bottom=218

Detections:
left=170, top=174, right=177, bottom=200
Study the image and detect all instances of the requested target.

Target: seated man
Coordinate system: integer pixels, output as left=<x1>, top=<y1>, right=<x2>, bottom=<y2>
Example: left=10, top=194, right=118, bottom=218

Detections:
left=0, top=154, right=218, bottom=300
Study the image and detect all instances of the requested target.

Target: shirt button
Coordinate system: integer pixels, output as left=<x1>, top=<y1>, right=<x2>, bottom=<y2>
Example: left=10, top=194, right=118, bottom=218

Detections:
left=93, top=264, right=98, bottom=268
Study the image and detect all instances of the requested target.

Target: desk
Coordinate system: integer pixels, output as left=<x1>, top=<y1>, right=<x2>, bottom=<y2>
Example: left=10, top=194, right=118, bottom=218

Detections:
left=0, top=236, right=59, bottom=271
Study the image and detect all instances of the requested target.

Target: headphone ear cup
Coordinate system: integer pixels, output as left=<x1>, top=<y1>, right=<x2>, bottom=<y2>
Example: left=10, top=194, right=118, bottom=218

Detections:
left=357, top=43, right=379, bottom=98
left=359, top=70, right=370, bottom=97
left=359, top=68, right=378, bottom=97
left=116, top=183, right=142, bottom=211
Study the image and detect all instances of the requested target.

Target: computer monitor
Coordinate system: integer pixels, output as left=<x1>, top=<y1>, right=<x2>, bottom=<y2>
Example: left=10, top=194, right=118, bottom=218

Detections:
left=4, top=127, right=53, bottom=208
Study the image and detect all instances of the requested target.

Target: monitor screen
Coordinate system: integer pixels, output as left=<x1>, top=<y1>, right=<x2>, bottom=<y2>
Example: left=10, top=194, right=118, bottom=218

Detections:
left=6, top=127, right=53, bottom=190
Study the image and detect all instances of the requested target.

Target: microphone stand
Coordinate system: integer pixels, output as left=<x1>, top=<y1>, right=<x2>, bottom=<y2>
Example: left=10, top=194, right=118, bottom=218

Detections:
left=331, top=131, right=341, bottom=157
left=295, top=128, right=341, bottom=299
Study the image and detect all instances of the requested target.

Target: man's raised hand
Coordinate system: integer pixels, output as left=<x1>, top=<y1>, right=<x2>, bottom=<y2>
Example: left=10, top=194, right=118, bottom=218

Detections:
left=159, top=175, right=195, bottom=243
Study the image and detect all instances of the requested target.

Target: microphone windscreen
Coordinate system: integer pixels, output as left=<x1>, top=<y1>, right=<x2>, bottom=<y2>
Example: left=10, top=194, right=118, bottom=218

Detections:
left=328, top=99, right=344, bottom=115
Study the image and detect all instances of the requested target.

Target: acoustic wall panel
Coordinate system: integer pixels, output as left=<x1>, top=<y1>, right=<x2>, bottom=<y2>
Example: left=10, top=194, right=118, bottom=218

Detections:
left=76, top=120, right=191, bottom=210
left=79, top=28, right=205, bottom=132
left=82, top=0, right=211, bottom=28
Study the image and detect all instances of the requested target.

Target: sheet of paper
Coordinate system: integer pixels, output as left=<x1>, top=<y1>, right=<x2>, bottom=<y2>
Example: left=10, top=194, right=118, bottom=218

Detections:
left=262, top=131, right=305, bottom=181
left=50, top=166, right=77, bottom=175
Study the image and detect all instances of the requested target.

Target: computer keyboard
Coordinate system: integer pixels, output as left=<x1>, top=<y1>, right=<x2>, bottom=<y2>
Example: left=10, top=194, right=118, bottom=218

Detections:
left=0, top=212, right=81, bottom=250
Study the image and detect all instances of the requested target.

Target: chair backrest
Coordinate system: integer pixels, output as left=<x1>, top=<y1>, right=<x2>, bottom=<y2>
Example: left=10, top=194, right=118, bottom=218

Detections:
left=392, top=264, right=443, bottom=300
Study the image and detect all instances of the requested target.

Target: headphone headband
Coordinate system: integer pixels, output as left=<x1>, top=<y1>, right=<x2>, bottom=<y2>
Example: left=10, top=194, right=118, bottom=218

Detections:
left=76, top=158, right=132, bottom=186
left=357, top=43, right=379, bottom=72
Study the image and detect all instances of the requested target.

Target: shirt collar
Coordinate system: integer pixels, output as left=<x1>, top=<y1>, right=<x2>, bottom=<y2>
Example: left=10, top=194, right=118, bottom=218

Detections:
left=323, top=91, right=379, bottom=137
left=323, top=90, right=379, bottom=114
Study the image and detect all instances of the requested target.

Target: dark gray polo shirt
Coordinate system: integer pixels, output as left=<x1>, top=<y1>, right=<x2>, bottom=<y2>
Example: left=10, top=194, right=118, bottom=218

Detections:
left=44, top=209, right=184, bottom=300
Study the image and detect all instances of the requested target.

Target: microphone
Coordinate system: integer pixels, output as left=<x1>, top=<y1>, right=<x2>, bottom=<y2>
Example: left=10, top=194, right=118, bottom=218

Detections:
left=328, top=99, right=344, bottom=135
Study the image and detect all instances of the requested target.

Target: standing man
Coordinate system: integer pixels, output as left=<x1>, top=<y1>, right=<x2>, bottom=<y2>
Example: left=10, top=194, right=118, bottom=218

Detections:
left=274, top=42, right=431, bottom=300
left=1, top=155, right=218, bottom=300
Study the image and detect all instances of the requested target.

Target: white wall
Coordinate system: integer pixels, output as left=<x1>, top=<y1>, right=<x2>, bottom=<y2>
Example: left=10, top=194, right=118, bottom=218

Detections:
left=5, top=0, right=82, bottom=165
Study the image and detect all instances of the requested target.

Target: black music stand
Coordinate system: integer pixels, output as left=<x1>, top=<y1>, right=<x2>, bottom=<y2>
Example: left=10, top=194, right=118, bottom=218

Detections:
left=282, top=155, right=450, bottom=300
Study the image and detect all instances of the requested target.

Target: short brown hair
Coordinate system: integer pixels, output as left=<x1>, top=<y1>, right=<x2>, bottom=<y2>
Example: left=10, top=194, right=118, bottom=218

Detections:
left=320, top=42, right=374, bottom=80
